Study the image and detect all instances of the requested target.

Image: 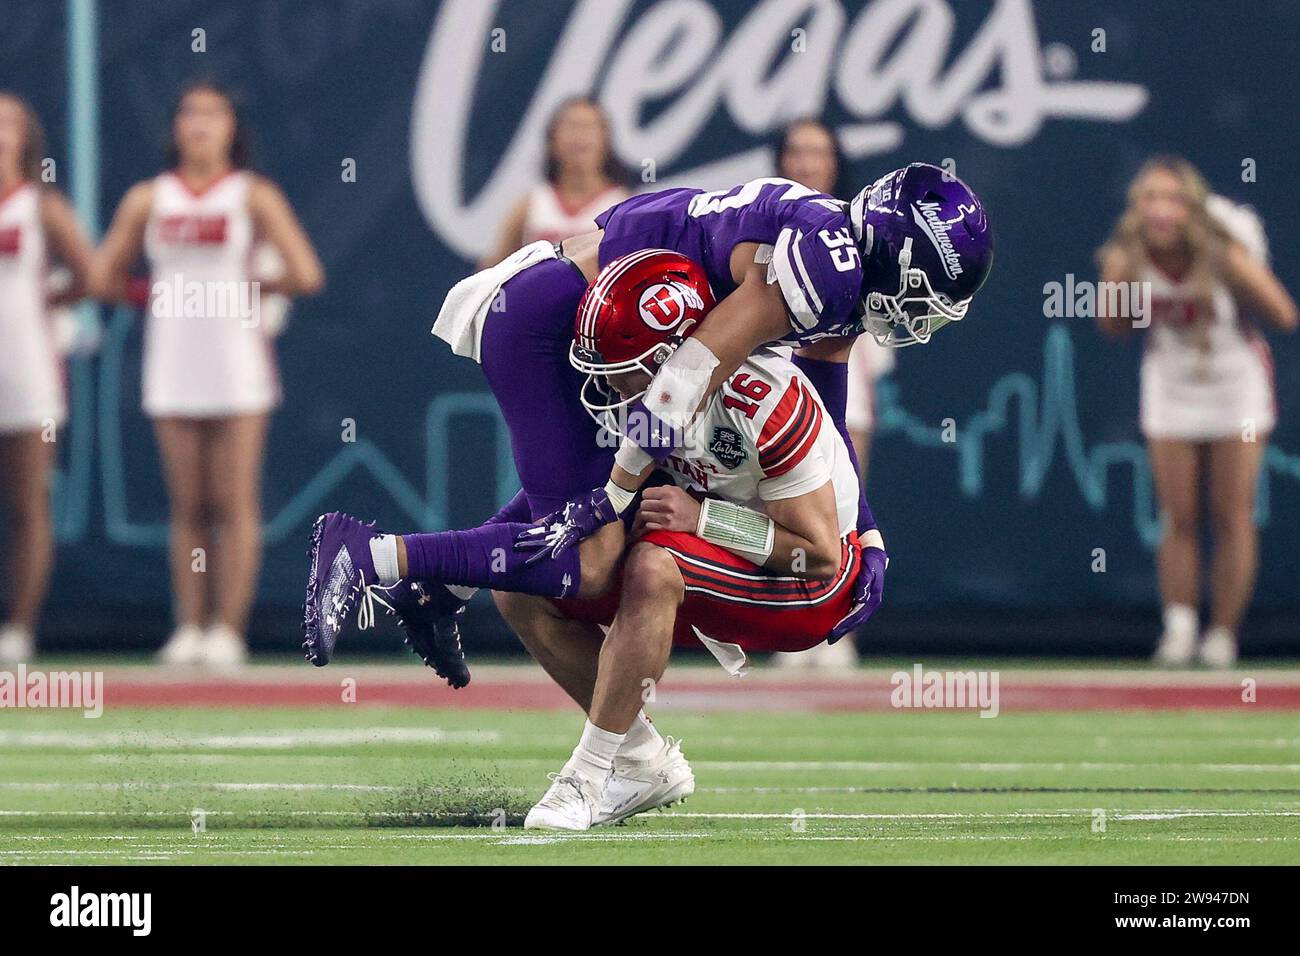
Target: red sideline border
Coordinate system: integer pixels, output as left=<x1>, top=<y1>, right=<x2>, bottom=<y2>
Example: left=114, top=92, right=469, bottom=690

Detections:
left=90, top=673, right=1300, bottom=712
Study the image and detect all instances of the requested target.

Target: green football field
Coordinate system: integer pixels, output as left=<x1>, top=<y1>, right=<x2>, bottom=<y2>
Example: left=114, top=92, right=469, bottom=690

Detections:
left=3, top=677, right=1299, bottom=865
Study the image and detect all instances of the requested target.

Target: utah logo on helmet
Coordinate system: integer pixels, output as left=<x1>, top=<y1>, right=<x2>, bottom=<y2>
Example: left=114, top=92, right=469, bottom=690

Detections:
left=638, top=281, right=705, bottom=331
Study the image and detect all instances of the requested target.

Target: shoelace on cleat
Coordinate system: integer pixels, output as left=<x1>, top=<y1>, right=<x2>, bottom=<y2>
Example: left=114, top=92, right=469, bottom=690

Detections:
left=539, top=773, right=592, bottom=811
left=355, top=574, right=398, bottom=632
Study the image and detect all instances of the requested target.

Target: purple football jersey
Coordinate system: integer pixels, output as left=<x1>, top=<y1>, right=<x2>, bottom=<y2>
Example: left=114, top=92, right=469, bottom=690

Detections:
left=595, top=178, right=865, bottom=346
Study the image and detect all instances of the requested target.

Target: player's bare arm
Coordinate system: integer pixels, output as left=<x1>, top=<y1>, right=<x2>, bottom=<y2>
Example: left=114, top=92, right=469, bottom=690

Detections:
left=609, top=248, right=792, bottom=491
left=634, top=483, right=842, bottom=579
left=795, top=333, right=855, bottom=364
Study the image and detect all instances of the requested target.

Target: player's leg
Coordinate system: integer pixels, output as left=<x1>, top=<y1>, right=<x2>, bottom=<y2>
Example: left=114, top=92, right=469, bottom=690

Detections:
left=1147, top=437, right=1202, bottom=665
left=153, top=417, right=211, bottom=663
left=525, top=541, right=683, bottom=830
left=202, top=411, right=270, bottom=665
left=588, top=543, right=682, bottom=733
left=479, top=257, right=612, bottom=518
left=493, top=590, right=603, bottom=709
left=0, top=430, right=55, bottom=661
left=303, top=257, right=610, bottom=666
left=1200, top=434, right=1266, bottom=667
left=495, top=587, right=689, bottom=826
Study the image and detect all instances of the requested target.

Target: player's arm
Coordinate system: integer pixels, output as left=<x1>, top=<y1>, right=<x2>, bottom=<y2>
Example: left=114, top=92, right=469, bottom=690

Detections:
left=89, top=180, right=152, bottom=303
left=791, top=334, right=878, bottom=534
left=249, top=176, right=325, bottom=296
left=1222, top=240, right=1298, bottom=332
left=40, top=189, right=94, bottom=307
left=517, top=233, right=850, bottom=560
left=635, top=482, right=842, bottom=579
left=608, top=248, right=793, bottom=494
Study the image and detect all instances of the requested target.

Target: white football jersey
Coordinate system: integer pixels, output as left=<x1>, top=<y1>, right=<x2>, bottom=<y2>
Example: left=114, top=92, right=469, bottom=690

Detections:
left=659, top=348, right=860, bottom=535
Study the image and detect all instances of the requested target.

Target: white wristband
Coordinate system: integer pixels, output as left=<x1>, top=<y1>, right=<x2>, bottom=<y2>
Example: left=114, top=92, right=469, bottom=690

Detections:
left=614, top=439, right=654, bottom=477
left=603, top=479, right=637, bottom=515
left=696, top=498, right=775, bottom=563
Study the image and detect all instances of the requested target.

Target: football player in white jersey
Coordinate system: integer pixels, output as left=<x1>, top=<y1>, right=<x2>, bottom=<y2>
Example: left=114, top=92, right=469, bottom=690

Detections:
left=514, top=250, right=880, bottom=828
left=0, top=92, right=95, bottom=663
left=1097, top=157, right=1296, bottom=667
left=93, top=78, right=324, bottom=667
left=481, top=97, right=629, bottom=268
left=302, top=251, right=882, bottom=829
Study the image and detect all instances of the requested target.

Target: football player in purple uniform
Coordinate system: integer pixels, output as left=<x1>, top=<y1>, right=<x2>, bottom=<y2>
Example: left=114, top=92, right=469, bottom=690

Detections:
left=302, top=163, right=992, bottom=821
left=513, top=164, right=992, bottom=619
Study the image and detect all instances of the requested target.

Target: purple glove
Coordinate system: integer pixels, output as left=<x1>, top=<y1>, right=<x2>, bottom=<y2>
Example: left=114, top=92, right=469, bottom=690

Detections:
left=513, top=487, right=619, bottom=566
left=828, top=546, right=887, bottom=643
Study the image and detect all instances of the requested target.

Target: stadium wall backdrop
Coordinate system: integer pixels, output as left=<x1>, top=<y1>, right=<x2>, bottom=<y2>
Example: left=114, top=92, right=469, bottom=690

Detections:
left=8, top=0, right=1299, bottom=652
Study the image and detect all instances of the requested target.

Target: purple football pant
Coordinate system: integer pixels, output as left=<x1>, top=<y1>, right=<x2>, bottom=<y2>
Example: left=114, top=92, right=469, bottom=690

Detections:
left=479, top=257, right=614, bottom=520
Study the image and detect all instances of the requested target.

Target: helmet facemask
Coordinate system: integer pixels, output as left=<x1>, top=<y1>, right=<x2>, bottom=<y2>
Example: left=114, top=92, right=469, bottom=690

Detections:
left=569, top=339, right=680, bottom=439
left=860, top=235, right=970, bottom=348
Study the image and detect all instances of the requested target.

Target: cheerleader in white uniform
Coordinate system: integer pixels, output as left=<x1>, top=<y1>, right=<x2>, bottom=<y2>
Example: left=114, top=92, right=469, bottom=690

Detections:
left=0, top=93, right=94, bottom=663
left=1098, top=157, right=1296, bottom=668
left=482, top=97, right=628, bottom=267
left=93, top=79, right=323, bottom=666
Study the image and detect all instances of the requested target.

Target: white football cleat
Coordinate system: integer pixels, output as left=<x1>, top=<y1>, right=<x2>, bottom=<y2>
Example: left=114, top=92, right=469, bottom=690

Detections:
left=1153, top=628, right=1196, bottom=666
left=524, top=772, right=605, bottom=831
left=157, top=624, right=206, bottom=665
left=595, top=736, right=695, bottom=826
left=202, top=624, right=249, bottom=668
left=1198, top=628, right=1238, bottom=669
left=0, top=625, right=34, bottom=664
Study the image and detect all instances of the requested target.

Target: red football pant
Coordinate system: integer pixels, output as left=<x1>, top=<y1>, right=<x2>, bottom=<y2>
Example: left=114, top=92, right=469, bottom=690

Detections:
left=552, top=530, right=861, bottom=653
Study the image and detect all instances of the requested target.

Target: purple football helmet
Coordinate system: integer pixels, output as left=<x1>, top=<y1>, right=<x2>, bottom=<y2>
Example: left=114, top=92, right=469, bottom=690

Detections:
left=849, top=163, right=993, bottom=347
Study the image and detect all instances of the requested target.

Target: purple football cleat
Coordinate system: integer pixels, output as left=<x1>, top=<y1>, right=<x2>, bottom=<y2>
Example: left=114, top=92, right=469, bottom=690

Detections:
left=302, top=512, right=382, bottom=666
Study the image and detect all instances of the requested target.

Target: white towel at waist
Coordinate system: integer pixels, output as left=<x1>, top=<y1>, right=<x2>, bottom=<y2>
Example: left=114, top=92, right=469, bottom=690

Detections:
left=431, top=240, right=559, bottom=363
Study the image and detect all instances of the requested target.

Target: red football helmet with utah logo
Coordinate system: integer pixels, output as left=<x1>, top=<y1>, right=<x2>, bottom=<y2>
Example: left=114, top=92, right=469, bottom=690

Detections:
left=570, top=249, right=716, bottom=375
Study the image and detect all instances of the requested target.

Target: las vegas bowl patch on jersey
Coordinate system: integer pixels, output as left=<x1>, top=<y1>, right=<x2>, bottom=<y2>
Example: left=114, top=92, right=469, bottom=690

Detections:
left=709, top=426, right=748, bottom=469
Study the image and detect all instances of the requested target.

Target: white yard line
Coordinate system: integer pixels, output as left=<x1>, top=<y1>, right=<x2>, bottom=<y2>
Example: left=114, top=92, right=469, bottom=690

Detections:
left=3, top=808, right=1299, bottom=820
left=695, top=760, right=1300, bottom=772
left=662, top=810, right=1300, bottom=820
left=0, top=728, right=500, bottom=749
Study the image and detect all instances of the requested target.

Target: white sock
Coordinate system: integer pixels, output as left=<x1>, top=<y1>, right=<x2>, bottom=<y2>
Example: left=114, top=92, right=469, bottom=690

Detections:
left=369, top=535, right=401, bottom=585
left=618, top=711, right=665, bottom=761
left=1163, top=603, right=1197, bottom=639
left=563, top=719, right=625, bottom=785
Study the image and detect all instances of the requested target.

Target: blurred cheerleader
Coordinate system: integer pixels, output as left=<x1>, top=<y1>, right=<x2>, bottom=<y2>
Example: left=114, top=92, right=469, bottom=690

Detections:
left=482, top=97, right=628, bottom=267
left=0, top=92, right=94, bottom=663
left=1097, top=156, right=1296, bottom=667
left=93, top=78, right=323, bottom=666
